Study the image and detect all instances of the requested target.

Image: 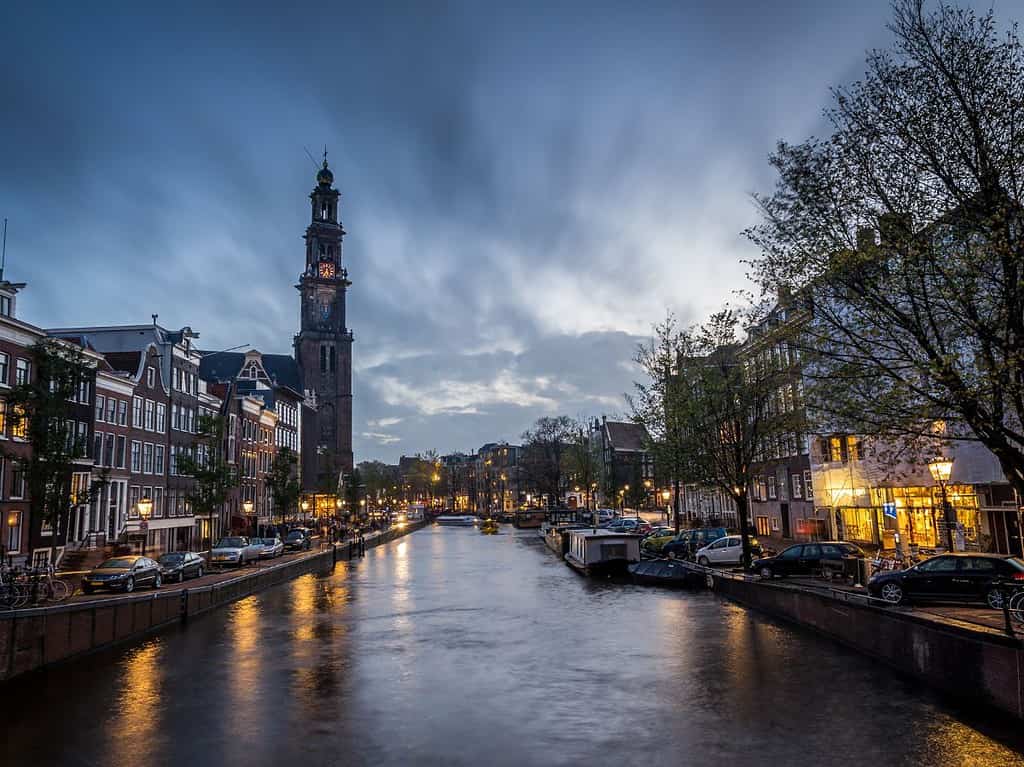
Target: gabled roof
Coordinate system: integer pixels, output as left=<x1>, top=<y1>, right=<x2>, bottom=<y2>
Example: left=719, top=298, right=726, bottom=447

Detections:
left=605, top=421, right=649, bottom=453
left=198, top=351, right=301, bottom=392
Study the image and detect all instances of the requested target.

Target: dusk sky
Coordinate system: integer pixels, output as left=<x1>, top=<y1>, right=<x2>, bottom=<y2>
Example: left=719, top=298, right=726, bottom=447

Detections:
left=0, top=1, right=999, bottom=463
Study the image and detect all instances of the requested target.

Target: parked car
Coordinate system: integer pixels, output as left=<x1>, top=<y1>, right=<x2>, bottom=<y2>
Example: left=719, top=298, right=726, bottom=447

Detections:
left=157, top=552, right=205, bottom=582
left=694, top=535, right=762, bottom=566
left=596, top=509, right=618, bottom=524
left=284, top=529, right=313, bottom=551
left=753, top=541, right=866, bottom=578
left=256, top=537, right=285, bottom=559
left=868, top=552, right=1024, bottom=608
left=642, top=528, right=678, bottom=552
left=663, top=528, right=729, bottom=560
left=603, top=517, right=651, bottom=535
left=210, top=537, right=262, bottom=567
left=81, top=556, right=162, bottom=594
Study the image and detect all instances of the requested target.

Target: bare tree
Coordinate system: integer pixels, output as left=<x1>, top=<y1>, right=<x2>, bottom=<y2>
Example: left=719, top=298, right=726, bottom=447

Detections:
left=521, top=416, right=575, bottom=506
left=747, top=0, right=1024, bottom=496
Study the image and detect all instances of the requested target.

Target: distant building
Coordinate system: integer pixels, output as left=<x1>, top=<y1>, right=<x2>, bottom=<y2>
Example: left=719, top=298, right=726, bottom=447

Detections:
left=590, top=418, right=654, bottom=509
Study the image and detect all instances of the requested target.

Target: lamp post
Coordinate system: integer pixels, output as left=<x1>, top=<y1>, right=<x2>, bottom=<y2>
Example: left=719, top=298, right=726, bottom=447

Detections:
left=6, top=511, right=19, bottom=564
left=301, top=499, right=310, bottom=525
left=137, top=496, right=153, bottom=557
left=242, top=499, right=254, bottom=538
left=661, top=489, right=671, bottom=525
left=928, top=456, right=956, bottom=551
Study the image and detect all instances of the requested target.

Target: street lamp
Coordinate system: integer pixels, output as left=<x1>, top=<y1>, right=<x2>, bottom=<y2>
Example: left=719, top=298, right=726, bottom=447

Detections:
left=242, top=499, right=255, bottom=537
left=928, top=456, right=956, bottom=551
left=137, top=496, right=153, bottom=556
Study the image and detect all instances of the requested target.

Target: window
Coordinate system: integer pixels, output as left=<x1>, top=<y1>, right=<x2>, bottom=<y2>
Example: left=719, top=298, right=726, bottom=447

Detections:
left=77, top=422, right=88, bottom=456
left=320, top=345, right=327, bottom=372
left=78, top=379, right=90, bottom=404
left=143, top=443, right=154, bottom=474
left=791, top=473, right=803, bottom=499
left=6, top=510, right=20, bottom=553
left=154, top=444, right=164, bottom=474
left=767, top=474, right=777, bottom=500
left=917, top=556, right=957, bottom=573
left=169, top=446, right=177, bottom=476
left=130, top=441, right=142, bottom=473
left=329, top=346, right=336, bottom=373
left=172, top=404, right=180, bottom=431
left=0, top=352, right=8, bottom=385
left=116, top=435, right=126, bottom=469
left=147, top=366, right=155, bottom=388
left=10, top=463, right=24, bottom=499
left=95, top=395, right=105, bottom=422
left=133, top=396, right=143, bottom=427
left=0, top=400, right=6, bottom=437
left=156, top=403, right=166, bottom=433
left=10, top=405, right=26, bottom=439
left=846, top=436, right=861, bottom=461
left=118, top=400, right=127, bottom=426
left=128, top=485, right=140, bottom=517
left=105, top=434, right=115, bottom=467
left=804, top=470, right=813, bottom=500
left=144, top=399, right=155, bottom=431
left=779, top=545, right=803, bottom=559
left=152, top=487, right=163, bottom=517
left=93, top=433, right=103, bottom=464
left=105, top=397, right=116, bottom=423
left=803, top=545, right=822, bottom=559
left=828, top=436, right=843, bottom=462
left=15, top=358, right=29, bottom=385
left=964, top=557, right=996, bottom=571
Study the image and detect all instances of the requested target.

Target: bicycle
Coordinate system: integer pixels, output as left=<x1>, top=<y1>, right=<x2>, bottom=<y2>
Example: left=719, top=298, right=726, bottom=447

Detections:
left=1007, top=590, right=1024, bottom=625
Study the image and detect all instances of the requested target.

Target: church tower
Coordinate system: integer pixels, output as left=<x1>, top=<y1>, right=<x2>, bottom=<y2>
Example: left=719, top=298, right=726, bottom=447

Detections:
left=294, top=155, right=354, bottom=476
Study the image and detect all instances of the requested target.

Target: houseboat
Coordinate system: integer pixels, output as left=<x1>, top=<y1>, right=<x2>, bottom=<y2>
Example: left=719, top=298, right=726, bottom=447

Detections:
left=435, top=515, right=477, bottom=527
left=564, top=529, right=642, bottom=576
left=513, top=509, right=547, bottom=529
left=543, top=523, right=589, bottom=556
left=628, top=559, right=701, bottom=588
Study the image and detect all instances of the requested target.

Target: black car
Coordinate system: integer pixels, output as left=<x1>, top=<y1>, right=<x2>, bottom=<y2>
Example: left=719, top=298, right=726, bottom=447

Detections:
left=868, top=552, right=1024, bottom=608
left=752, top=541, right=865, bottom=578
left=663, top=528, right=729, bottom=559
left=81, top=556, right=162, bottom=594
left=157, top=552, right=206, bottom=583
left=284, top=530, right=312, bottom=551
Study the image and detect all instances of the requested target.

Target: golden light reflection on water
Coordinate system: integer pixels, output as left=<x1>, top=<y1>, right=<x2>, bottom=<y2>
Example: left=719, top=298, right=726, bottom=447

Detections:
left=228, top=597, right=261, bottom=710
left=923, top=716, right=1024, bottom=767
left=110, top=641, right=163, bottom=764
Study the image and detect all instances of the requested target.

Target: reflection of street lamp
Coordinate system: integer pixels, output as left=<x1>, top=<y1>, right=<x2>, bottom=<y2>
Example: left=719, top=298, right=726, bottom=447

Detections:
left=137, top=496, right=153, bottom=556
left=928, top=456, right=956, bottom=550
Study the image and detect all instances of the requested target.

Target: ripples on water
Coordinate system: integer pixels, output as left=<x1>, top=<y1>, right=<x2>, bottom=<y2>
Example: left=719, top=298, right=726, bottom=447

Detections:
left=2, top=526, right=1023, bottom=766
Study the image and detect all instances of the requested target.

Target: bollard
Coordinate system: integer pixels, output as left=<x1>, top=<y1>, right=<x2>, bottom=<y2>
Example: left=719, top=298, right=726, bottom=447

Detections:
left=1001, top=584, right=1014, bottom=636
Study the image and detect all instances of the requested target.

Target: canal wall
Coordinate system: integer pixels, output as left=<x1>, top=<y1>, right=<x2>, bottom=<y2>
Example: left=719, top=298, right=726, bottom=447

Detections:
left=709, top=572, right=1024, bottom=720
left=0, top=520, right=427, bottom=682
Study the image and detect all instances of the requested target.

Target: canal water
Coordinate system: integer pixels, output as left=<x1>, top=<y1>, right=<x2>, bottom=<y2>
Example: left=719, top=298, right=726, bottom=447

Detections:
left=3, top=526, right=1024, bottom=766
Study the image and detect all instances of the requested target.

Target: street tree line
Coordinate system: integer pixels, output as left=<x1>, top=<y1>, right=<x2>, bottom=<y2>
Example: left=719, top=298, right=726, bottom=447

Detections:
left=629, top=0, right=1024, bottom=566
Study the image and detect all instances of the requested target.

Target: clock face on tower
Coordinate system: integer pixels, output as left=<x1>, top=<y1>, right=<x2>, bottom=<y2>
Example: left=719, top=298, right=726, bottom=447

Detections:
left=318, top=261, right=336, bottom=279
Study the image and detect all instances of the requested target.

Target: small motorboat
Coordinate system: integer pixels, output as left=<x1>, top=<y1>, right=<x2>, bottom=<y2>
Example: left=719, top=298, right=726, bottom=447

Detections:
left=628, top=559, right=702, bottom=588
left=479, top=519, right=500, bottom=534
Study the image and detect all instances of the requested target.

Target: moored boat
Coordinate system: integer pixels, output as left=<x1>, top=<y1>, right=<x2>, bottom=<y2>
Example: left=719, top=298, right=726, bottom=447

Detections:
left=544, top=523, right=588, bottom=556
left=513, top=510, right=547, bottom=529
left=564, top=529, right=642, bottom=576
left=479, top=519, right=500, bottom=534
left=435, top=515, right=478, bottom=526
left=628, top=559, right=701, bottom=588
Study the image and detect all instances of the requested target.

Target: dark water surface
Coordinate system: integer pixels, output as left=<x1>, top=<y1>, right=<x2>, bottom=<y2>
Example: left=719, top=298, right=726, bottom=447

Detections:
left=3, top=526, right=1024, bottom=766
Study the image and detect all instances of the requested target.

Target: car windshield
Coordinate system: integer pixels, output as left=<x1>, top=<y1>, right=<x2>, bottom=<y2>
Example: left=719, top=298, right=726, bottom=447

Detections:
left=262, top=538, right=277, bottom=545
left=99, top=558, right=136, bottom=569
left=286, top=532, right=303, bottom=540
left=216, top=538, right=246, bottom=548
left=158, top=554, right=184, bottom=564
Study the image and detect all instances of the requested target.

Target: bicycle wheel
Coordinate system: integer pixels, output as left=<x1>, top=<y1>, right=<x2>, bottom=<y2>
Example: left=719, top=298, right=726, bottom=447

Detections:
left=1008, top=591, right=1024, bottom=624
left=49, top=579, right=71, bottom=602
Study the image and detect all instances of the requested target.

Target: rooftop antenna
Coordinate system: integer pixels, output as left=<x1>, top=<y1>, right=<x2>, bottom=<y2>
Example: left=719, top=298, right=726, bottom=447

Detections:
left=152, top=313, right=158, bottom=327
left=1, top=218, right=7, bottom=282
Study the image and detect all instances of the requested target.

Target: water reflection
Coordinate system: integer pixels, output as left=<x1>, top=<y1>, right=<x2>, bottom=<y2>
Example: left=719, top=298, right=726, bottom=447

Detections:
left=108, top=641, right=164, bottom=764
left=2, top=526, right=1024, bottom=767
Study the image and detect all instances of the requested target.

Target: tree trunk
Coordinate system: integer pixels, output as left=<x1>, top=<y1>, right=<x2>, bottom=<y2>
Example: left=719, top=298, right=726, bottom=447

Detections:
left=736, top=492, right=753, bottom=570
left=673, top=477, right=681, bottom=534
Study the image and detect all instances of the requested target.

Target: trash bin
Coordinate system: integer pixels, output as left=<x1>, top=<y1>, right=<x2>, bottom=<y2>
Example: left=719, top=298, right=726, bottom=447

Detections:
left=855, top=557, right=871, bottom=586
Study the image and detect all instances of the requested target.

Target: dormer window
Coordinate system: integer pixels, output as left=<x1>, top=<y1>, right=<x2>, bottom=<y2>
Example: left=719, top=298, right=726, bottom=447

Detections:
left=247, top=363, right=259, bottom=379
left=0, top=295, right=11, bottom=317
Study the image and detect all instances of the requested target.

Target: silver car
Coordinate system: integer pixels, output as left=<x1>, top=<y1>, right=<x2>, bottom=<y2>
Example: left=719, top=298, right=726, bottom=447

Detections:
left=256, top=537, right=285, bottom=559
left=210, top=536, right=261, bottom=567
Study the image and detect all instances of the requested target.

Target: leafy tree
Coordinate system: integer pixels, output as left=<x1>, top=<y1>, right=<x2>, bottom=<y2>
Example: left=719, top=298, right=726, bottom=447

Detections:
left=266, top=446, right=300, bottom=524
left=562, top=417, right=600, bottom=511
left=520, top=416, right=575, bottom=506
left=6, top=341, right=107, bottom=562
left=667, top=309, right=800, bottom=568
left=176, top=414, right=237, bottom=548
left=629, top=314, right=693, bottom=532
left=747, top=0, right=1024, bottom=496
left=343, top=467, right=364, bottom=523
